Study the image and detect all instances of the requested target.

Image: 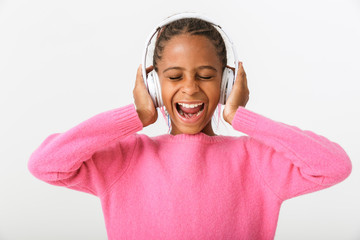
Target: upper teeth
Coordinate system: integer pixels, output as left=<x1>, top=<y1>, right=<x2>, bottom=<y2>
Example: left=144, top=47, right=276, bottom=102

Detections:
left=178, top=103, right=203, bottom=108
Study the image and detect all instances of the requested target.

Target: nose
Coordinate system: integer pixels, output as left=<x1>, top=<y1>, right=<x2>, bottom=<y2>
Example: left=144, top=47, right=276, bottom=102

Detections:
left=181, top=75, right=199, bottom=96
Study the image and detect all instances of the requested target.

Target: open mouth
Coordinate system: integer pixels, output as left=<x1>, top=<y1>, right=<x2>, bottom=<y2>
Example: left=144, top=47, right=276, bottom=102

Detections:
left=175, top=102, right=205, bottom=119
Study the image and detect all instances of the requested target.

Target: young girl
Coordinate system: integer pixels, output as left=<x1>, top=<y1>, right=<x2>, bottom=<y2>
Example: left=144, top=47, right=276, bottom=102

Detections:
left=28, top=16, right=352, bottom=240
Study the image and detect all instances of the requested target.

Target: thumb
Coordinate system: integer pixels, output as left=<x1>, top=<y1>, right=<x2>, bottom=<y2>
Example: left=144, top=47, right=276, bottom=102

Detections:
left=135, top=64, right=145, bottom=86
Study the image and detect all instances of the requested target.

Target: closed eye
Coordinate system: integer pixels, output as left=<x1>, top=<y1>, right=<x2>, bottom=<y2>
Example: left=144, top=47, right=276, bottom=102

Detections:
left=197, top=76, right=213, bottom=80
left=169, top=76, right=182, bottom=81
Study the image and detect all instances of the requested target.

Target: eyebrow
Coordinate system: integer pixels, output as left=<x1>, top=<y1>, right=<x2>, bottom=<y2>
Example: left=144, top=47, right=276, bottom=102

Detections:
left=163, top=67, right=184, bottom=73
left=163, top=65, right=218, bottom=73
left=198, top=66, right=217, bottom=72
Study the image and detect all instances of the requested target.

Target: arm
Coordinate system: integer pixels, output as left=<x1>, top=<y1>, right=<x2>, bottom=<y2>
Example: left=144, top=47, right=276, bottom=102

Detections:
left=28, top=65, right=156, bottom=197
left=224, top=62, right=351, bottom=201
left=28, top=104, right=143, bottom=196
left=233, top=106, right=352, bottom=201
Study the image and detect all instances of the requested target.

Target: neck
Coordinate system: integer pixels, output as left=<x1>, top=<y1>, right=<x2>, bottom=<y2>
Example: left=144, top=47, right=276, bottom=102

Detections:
left=170, top=121, right=216, bottom=136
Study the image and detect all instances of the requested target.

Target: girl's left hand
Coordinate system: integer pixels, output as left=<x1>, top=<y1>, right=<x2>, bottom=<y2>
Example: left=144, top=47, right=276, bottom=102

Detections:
left=223, top=61, right=249, bottom=125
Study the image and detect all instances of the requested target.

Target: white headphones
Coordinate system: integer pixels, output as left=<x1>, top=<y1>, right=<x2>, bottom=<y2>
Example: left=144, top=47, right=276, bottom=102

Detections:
left=141, top=12, right=239, bottom=108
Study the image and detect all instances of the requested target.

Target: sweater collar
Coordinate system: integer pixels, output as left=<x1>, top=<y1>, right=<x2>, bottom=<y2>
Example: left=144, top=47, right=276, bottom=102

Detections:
left=153, top=132, right=235, bottom=143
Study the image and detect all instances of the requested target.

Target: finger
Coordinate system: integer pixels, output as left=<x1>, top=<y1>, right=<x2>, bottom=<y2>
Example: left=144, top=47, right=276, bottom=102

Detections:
left=241, top=62, right=249, bottom=88
left=236, top=61, right=248, bottom=85
left=135, top=64, right=146, bottom=88
left=234, top=61, right=243, bottom=83
left=239, top=62, right=249, bottom=99
left=237, top=61, right=245, bottom=76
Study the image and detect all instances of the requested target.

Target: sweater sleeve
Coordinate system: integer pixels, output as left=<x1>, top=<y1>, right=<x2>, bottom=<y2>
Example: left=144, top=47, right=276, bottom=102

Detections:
left=232, top=107, right=352, bottom=201
left=28, top=104, right=143, bottom=197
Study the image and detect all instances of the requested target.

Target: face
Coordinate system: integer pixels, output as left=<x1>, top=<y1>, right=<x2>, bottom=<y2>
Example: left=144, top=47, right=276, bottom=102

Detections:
left=156, top=34, right=223, bottom=136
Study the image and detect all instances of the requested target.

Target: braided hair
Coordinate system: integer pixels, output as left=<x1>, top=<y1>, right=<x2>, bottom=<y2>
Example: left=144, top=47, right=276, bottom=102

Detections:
left=153, top=18, right=227, bottom=72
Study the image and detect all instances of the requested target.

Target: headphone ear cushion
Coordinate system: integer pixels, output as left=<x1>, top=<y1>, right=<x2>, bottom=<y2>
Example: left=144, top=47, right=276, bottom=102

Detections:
left=152, top=71, right=164, bottom=107
left=147, top=70, right=163, bottom=108
left=146, top=70, right=157, bottom=107
left=219, top=67, right=235, bottom=105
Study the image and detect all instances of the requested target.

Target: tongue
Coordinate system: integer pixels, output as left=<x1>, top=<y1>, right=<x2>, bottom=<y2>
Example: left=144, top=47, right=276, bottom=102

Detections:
left=179, top=104, right=202, bottom=114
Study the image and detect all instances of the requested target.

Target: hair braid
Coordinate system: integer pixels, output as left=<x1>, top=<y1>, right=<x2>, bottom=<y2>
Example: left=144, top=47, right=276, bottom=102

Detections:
left=153, top=18, right=227, bottom=72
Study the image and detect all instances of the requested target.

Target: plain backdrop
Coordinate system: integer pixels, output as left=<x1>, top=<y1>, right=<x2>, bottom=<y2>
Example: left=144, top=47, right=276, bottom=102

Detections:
left=0, top=0, right=359, bottom=239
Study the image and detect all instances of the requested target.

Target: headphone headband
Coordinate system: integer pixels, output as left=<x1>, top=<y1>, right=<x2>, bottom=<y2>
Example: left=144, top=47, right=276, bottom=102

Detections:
left=141, top=12, right=239, bottom=87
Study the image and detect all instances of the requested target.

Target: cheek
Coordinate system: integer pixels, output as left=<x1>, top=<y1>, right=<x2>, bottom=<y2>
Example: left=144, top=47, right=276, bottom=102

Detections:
left=160, top=81, right=175, bottom=107
left=205, top=82, right=221, bottom=104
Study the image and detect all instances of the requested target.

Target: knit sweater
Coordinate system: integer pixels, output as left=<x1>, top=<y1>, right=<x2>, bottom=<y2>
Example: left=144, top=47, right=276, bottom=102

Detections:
left=28, top=104, right=352, bottom=240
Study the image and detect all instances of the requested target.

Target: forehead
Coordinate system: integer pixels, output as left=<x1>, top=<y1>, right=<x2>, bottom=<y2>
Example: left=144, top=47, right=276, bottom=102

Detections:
left=158, top=34, right=221, bottom=68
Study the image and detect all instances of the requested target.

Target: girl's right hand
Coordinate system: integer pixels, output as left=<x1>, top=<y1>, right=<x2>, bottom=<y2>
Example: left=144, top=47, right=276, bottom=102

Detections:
left=133, top=64, right=158, bottom=127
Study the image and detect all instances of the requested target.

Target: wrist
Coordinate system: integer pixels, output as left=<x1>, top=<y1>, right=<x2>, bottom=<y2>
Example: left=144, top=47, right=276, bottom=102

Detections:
left=136, top=108, right=157, bottom=128
left=136, top=109, right=147, bottom=127
left=223, top=109, right=237, bottom=125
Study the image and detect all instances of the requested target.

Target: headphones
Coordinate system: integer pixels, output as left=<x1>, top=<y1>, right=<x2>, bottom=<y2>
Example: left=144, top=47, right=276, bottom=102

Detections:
left=141, top=12, right=239, bottom=108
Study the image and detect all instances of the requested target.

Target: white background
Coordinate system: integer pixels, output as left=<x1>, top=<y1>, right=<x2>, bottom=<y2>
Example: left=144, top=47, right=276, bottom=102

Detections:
left=1, top=0, right=359, bottom=239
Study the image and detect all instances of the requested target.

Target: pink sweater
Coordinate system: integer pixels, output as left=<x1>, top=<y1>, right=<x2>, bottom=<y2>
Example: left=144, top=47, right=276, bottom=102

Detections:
left=28, top=104, right=352, bottom=240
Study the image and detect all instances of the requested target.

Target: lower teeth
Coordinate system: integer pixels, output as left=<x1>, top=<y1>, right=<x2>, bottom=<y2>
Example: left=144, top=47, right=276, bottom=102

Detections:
left=179, top=109, right=203, bottom=118
left=195, top=110, right=203, bottom=116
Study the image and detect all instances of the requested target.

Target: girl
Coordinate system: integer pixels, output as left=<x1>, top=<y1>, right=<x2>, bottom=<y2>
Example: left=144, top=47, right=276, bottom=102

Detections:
left=28, top=16, right=352, bottom=240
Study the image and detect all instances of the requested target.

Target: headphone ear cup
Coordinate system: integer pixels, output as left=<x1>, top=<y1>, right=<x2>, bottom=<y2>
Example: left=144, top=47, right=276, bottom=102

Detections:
left=146, top=70, right=163, bottom=108
left=219, top=69, right=227, bottom=105
left=225, top=67, right=235, bottom=104
left=152, top=71, right=164, bottom=107
left=146, top=70, right=158, bottom=107
left=219, top=67, right=235, bottom=105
